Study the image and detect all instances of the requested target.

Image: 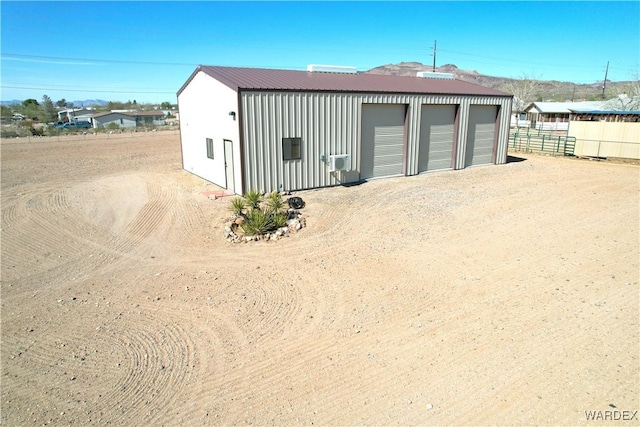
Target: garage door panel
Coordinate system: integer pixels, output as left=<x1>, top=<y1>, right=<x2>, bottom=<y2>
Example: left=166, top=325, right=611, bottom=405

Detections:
left=465, top=105, right=497, bottom=167
left=374, top=144, right=405, bottom=157
left=374, top=163, right=404, bottom=177
left=419, top=105, right=456, bottom=172
left=361, top=105, right=406, bottom=179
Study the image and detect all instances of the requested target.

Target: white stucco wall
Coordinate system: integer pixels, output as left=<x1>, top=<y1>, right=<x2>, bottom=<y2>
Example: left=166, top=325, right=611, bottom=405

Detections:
left=178, top=71, right=242, bottom=192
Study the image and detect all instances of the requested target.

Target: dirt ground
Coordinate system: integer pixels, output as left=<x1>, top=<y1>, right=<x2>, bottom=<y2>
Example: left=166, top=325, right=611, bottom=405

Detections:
left=1, top=131, right=638, bottom=426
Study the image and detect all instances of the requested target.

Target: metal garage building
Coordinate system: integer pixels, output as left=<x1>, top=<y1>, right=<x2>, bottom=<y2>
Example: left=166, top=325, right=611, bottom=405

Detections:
left=177, top=65, right=513, bottom=195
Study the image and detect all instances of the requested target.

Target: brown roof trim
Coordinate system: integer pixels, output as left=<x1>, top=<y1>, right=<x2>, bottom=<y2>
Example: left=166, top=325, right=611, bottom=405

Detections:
left=177, top=65, right=512, bottom=98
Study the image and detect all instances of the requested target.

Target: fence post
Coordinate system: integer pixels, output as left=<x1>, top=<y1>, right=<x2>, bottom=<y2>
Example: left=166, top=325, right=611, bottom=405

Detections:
left=541, top=134, right=545, bottom=151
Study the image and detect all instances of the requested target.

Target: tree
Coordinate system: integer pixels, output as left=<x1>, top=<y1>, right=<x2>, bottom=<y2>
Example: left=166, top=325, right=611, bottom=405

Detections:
left=22, top=99, right=39, bottom=108
left=501, top=74, right=543, bottom=114
left=160, top=101, right=173, bottom=110
left=1, top=105, right=13, bottom=120
left=41, top=95, right=57, bottom=122
left=56, top=98, right=67, bottom=108
left=604, top=69, right=640, bottom=110
left=21, top=99, right=41, bottom=121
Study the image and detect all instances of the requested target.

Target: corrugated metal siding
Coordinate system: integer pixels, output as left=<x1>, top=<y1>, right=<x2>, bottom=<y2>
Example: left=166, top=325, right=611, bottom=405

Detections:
left=495, top=101, right=512, bottom=164
left=240, top=91, right=512, bottom=193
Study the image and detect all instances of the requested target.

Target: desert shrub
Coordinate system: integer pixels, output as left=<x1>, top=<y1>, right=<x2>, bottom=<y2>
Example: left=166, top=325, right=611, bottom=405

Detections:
left=265, top=191, right=285, bottom=213
left=244, top=190, right=262, bottom=211
left=240, top=208, right=275, bottom=236
left=271, top=211, right=287, bottom=228
left=228, top=189, right=303, bottom=239
left=229, top=197, right=246, bottom=216
left=0, top=126, right=20, bottom=138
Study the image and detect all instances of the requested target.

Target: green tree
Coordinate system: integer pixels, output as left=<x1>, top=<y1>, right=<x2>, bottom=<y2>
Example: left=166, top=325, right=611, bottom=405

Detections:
left=22, top=99, right=39, bottom=108
left=41, top=95, right=57, bottom=122
left=22, top=99, right=41, bottom=120
left=160, top=101, right=173, bottom=110
left=56, top=98, right=67, bottom=108
left=1, top=105, right=13, bottom=119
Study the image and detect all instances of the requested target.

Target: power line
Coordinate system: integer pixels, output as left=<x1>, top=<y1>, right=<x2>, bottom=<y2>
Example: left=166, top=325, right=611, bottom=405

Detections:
left=2, top=53, right=196, bottom=67
left=1, top=85, right=175, bottom=94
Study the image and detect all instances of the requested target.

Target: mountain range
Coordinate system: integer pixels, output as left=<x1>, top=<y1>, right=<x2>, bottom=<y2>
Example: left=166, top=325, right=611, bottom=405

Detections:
left=366, top=62, right=632, bottom=101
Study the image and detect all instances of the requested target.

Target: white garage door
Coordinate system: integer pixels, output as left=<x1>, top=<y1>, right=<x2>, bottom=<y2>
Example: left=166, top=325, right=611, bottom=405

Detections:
left=418, top=105, right=456, bottom=172
left=465, top=105, right=497, bottom=167
left=360, top=104, right=406, bottom=179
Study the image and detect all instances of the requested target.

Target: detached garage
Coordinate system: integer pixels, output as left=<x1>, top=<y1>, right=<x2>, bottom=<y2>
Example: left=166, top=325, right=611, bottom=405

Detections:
left=177, top=65, right=512, bottom=195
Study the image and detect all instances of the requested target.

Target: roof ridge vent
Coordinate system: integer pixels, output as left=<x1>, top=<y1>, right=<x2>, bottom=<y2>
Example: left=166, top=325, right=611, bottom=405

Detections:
left=416, top=71, right=455, bottom=80
left=307, top=64, right=358, bottom=74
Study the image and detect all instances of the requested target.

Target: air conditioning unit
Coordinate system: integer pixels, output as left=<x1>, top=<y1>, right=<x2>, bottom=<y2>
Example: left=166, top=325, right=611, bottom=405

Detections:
left=329, top=154, right=350, bottom=172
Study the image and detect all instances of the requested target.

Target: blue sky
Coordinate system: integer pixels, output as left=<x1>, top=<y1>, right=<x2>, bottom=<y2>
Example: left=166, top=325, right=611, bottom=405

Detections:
left=1, top=1, right=638, bottom=104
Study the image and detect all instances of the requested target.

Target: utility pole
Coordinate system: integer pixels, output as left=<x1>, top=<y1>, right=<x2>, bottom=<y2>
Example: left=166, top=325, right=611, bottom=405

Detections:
left=432, top=40, right=437, bottom=72
left=602, top=61, right=609, bottom=99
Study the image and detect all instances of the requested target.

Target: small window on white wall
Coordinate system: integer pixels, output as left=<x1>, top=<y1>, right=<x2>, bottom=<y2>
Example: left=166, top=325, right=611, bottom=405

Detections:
left=282, top=137, right=302, bottom=160
left=206, top=138, right=214, bottom=159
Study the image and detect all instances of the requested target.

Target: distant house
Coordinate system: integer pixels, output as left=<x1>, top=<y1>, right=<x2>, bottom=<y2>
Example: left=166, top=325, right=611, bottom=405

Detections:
left=524, top=101, right=605, bottom=131
left=92, top=112, right=137, bottom=128
left=133, top=111, right=166, bottom=126
left=92, top=110, right=166, bottom=128
left=57, top=108, right=94, bottom=122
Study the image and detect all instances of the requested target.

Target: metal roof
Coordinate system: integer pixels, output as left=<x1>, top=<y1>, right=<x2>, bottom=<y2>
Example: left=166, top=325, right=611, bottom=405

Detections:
left=92, top=111, right=165, bottom=118
left=525, top=101, right=606, bottom=114
left=177, top=65, right=511, bottom=97
left=570, top=110, right=640, bottom=115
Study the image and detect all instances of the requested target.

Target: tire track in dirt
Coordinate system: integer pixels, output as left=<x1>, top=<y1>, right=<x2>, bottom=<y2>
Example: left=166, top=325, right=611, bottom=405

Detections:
left=231, top=277, right=304, bottom=344
left=2, top=303, right=205, bottom=426
left=107, top=179, right=175, bottom=256
left=141, top=301, right=254, bottom=426
left=90, top=313, right=198, bottom=424
left=1, top=189, right=95, bottom=281
left=166, top=186, right=210, bottom=246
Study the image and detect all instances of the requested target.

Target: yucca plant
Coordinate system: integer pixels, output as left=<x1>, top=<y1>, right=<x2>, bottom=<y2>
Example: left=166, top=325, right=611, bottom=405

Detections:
left=244, top=190, right=262, bottom=211
left=265, top=191, right=285, bottom=213
left=229, top=197, right=246, bottom=216
left=271, top=211, right=288, bottom=228
left=240, top=208, right=275, bottom=236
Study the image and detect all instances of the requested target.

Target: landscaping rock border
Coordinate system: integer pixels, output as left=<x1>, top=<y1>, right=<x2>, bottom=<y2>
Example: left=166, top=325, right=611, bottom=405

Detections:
left=224, top=208, right=306, bottom=243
